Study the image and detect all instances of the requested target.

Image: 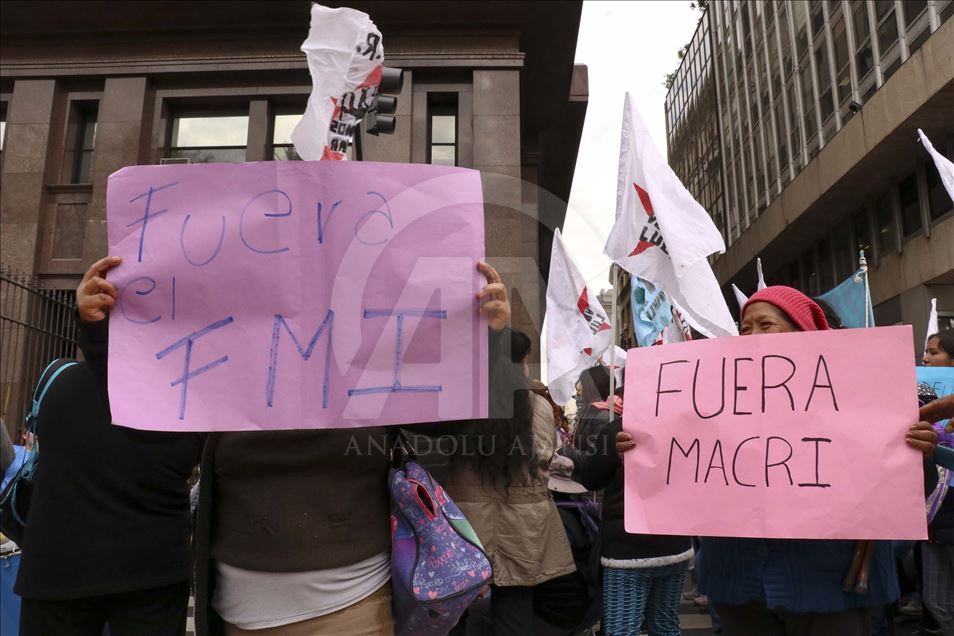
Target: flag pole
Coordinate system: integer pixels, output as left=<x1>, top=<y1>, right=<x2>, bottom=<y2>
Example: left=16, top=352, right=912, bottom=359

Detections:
left=608, top=265, right=618, bottom=410
left=859, top=250, right=870, bottom=328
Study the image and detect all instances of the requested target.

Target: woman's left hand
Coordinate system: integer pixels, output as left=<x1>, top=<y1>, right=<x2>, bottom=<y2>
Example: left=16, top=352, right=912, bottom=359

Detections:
left=906, top=421, right=938, bottom=456
left=477, top=261, right=510, bottom=332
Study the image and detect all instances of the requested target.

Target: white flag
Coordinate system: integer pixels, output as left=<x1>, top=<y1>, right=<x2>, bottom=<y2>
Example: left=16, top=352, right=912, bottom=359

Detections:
left=919, top=129, right=954, bottom=205
left=292, top=4, right=383, bottom=161
left=731, top=284, right=749, bottom=313
left=604, top=93, right=737, bottom=338
left=756, top=257, right=767, bottom=290
left=601, top=346, right=628, bottom=387
left=925, top=297, right=939, bottom=355
left=546, top=229, right=614, bottom=405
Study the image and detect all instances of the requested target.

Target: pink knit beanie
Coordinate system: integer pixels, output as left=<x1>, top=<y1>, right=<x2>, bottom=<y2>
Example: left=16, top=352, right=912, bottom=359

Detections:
left=742, top=285, right=830, bottom=332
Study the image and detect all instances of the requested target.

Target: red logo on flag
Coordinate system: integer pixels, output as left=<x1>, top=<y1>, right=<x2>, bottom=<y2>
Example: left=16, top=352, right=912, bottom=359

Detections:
left=628, top=183, right=669, bottom=256
left=577, top=288, right=611, bottom=335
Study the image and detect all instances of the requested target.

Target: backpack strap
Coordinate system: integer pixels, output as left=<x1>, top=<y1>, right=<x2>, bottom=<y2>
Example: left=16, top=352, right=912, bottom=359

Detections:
left=25, top=359, right=79, bottom=433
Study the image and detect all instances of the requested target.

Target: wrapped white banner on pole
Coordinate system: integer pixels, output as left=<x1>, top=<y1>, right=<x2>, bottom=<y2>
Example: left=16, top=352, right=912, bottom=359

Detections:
left=925, top=298, right=939, bottom=355
left=756, top=257, right=767, bottom=290
left=292, top=4, right=383, bottom=161
left=918, top=129, right=954, bottom=205
left=731, top=284, right=749, bottom=313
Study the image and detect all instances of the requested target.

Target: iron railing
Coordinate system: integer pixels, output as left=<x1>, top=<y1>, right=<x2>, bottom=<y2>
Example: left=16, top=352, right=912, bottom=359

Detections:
left=0, top=265, right=78, bottom=440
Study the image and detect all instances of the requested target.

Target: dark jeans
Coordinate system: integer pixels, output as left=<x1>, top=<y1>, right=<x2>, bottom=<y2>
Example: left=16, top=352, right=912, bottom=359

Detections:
left=20, top=580, right=189, bottom=636
left=490, top=584, right=535, bottom=636
left=714, top=602, right=869, bottom=636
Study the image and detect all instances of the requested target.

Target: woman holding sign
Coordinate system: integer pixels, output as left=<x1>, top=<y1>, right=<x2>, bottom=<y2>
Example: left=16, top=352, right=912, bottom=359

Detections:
left=190, top=260, right=519, bottom=636
left=573, top=376, right=694, bottom=636
left=920, top=332, right=954, bottom=635
left=617, top=286, right=939, bottom=636
left=15, top=256, right=201, bottom=636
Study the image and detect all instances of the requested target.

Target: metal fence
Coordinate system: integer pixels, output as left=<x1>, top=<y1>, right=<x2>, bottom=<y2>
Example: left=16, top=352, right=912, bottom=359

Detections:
left=0, top=265, right=78, bottom=440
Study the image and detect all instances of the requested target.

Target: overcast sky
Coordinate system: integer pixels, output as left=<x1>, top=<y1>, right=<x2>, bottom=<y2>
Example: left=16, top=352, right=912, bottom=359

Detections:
left=564, top=0, right=702, bottom=292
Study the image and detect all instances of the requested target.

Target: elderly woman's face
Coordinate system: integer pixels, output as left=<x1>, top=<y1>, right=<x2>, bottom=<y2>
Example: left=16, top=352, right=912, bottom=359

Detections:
left=740, top=302, right=797, bottom=336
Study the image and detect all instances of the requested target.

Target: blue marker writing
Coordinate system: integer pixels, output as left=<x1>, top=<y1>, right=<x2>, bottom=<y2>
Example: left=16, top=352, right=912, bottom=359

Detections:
left=266, top=310, right=335, bottom=409
left=119, top=277, right=162, bottom=325
left=127, top=182, right=178, bottom=263
left=180, top=213, right=225, bottom=266
left=353, top=191, right=394, bottom=246
left=239, top=189, right=291, bottom=254
left=156, top=316, right=234, bottom=420
left=316, top=200, right=343, bottom=244
left=349, top=308, right=446, bottom=397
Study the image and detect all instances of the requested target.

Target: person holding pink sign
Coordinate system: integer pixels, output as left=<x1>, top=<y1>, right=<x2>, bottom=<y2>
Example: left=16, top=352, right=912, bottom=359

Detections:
left=189, top=259, right=519, bottom=636
left=617, top=286, right=939, bottom=636
left=14, top=256, right=201, bottom=636
left=919, top=338, right=954, bottom=635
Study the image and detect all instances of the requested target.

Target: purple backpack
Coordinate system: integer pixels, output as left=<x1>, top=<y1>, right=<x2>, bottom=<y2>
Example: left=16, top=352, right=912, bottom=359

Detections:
left=389, top=458, right=492, bottom=635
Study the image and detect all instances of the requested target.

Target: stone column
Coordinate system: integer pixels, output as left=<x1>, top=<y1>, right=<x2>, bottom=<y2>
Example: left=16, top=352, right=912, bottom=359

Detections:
left=473, top=70, right=541, bottom=360
left=85, top=77, right=151, bottom=265
left=0, top=79, right=58, bottom=275
left=246, top=99, right=272, bottom=161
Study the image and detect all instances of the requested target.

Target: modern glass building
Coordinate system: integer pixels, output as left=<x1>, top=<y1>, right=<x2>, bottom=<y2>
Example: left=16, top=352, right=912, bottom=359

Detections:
left=666, top=0, right=954, bottom=347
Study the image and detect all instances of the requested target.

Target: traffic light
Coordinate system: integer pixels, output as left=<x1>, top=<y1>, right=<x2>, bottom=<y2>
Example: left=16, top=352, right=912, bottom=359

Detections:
left=366, top=67, right=403, bottom=136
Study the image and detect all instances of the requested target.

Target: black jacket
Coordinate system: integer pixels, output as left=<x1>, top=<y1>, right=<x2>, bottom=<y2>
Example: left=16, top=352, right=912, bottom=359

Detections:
left=14, top=318, right=201, bottom=600
left=571, top=412, right=691, bottom=563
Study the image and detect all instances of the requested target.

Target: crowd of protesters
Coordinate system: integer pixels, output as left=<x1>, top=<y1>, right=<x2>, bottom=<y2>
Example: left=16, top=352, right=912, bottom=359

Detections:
left=1, top=255, right=952, bottom=636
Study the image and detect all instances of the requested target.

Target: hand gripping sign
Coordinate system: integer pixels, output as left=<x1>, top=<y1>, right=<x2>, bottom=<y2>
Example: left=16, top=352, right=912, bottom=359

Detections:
left=623, top=326, right=928, bottom=540
left=106, top=161, right=488, bottom=432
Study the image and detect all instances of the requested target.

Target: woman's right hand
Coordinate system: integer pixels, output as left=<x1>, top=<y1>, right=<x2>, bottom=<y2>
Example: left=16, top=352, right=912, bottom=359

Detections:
left=76, top=256, right=122, bottom=322
left=921, top=394, right=954, bottom=424
left=616, top=431, right=636, bottom=461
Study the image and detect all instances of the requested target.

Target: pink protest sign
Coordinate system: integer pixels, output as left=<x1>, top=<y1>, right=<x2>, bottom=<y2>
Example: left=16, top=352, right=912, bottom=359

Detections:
left=106, top=160, right=487, bottom=432
left=623, top=326, right=927, bottom=540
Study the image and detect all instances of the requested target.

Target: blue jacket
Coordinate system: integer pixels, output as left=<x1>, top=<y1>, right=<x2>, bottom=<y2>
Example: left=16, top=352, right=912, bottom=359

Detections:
left=1, top=445, right=27, bottom=492
left=698, top=538, right=898, bottom=613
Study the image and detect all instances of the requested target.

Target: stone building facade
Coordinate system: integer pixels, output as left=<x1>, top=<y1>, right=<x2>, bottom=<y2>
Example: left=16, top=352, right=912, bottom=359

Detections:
left=0, top=0, right=588, bottom=365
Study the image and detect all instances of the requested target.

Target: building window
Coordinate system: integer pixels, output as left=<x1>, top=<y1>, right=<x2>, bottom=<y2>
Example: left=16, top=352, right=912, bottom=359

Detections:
left=427, top=94, right=458, bottom=166
left=68, top=104, right=97, bottom=184
left=272, top=113, right=302, bottom=161
left=803, top=249, right=819, bottom=296
left=852, top=208, right=873, bottom=260
left=898, top=173, right=922, bottom=238
left=903, top=0, right=931, bottom=54
left=169, top=114, right=248, bottom=163
left=830, top=17, right=851, bottom=109
left=786, top=259, right=803, bottom=291
left=833, top=221, right=854, bottom=280
left=818, top=236, right=834, bottom=292
left=875, top=1, right=900, bottom=80
left=942, top=0, right=954, bottom=24
left=0, top=104, right=6, bottom=168
left=814, top=43, right=835, bottom=125
left=875, top=192, right=896, bottom=253
left=902, top=1, right=928, bottom=30
left=799, top=64, right=818, bottom=152
left=852, top=2, right=873, bottom=77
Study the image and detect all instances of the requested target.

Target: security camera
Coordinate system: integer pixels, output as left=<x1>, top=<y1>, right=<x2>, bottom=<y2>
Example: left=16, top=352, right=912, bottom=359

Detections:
left=848, top=100, right=862, bottom=113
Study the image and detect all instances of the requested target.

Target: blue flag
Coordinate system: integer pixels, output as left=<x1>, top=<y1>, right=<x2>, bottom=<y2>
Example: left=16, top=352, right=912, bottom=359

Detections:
left=817, top=269, right=875, bottom=328
left=631, top=277, right=673, bottom=347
